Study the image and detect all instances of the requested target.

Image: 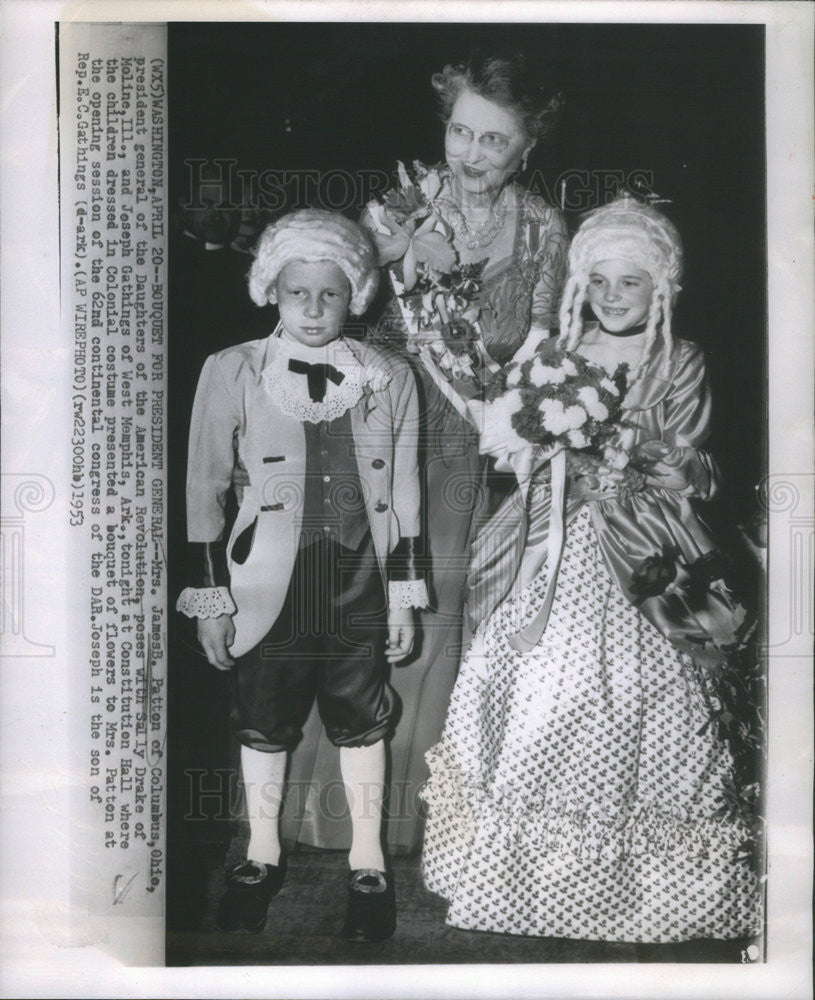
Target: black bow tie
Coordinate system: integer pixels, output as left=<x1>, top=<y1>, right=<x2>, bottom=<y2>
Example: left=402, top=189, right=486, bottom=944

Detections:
left=288, top=359, right=345, bottom=402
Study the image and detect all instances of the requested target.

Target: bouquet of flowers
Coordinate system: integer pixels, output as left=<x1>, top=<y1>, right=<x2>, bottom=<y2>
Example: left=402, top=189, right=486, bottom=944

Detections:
left=470, top=343, right=631, bottom=480
left=365, top=160, right=492, bottom=383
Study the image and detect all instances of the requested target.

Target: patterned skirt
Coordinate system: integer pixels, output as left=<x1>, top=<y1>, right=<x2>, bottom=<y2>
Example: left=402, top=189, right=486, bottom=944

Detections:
left=421, top=506, right=763, bottom=942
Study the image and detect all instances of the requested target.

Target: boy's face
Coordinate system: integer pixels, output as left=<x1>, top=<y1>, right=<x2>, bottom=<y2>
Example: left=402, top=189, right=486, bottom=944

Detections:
left=275, top=260, right=352, bottom=347
left=587, top=258, right=653, bottom=333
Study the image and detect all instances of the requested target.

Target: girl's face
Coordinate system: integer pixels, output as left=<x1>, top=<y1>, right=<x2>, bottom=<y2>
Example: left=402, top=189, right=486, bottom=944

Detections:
left=444, top=89, right=530, bottom=200
left=275, top=260, right=352, bottom=347
left=587, top=259, right=654, bottom=333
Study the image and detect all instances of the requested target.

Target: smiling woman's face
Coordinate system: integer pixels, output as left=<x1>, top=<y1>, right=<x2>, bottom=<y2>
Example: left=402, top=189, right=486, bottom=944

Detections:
left=444, top=89, right=530, bottom=200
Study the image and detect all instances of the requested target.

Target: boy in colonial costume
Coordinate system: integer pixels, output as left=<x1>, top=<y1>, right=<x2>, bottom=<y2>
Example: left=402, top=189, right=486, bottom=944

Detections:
left=177, top=210, right=426, bottom=941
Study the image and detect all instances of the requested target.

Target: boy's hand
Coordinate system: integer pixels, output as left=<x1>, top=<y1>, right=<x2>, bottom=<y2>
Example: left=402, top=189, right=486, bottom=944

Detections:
left=197, top=614, right=236, bottom=670
left=385, top=607, right=415, bottom=664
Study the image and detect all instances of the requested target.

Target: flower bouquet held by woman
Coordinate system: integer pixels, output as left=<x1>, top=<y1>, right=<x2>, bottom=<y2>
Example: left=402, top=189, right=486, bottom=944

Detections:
left=365, top=159, right=498, bottom=402
left=420, top=194, right=763, bottom=946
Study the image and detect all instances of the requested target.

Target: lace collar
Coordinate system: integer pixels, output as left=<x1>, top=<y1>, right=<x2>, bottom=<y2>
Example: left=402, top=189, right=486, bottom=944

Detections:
left=261, top=326, right=390, bottom=423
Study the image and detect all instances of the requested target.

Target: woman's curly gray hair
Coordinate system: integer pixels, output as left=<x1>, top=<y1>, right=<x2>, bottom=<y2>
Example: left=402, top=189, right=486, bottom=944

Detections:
left=431, top=52, right=564, bottom=142
left=248, top=209, right=379, bottom=316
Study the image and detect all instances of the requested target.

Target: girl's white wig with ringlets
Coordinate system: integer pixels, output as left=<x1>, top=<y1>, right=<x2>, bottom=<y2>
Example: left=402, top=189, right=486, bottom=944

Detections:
left=248, top=209, right=379, bottom=316
left=558, top=195, right=684, bottom=378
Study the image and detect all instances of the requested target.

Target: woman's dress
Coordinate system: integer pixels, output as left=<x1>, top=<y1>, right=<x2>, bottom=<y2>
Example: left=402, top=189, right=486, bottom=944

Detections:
left=420, top=337, right=763, bottom=941
left=278, top=186, right=568, bottom=854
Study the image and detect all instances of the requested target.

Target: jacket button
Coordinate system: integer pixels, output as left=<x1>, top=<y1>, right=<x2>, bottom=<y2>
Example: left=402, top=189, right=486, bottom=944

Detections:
left=371, top=458, right=385, bottom=469
left=374, top=501, right=388, bottom=512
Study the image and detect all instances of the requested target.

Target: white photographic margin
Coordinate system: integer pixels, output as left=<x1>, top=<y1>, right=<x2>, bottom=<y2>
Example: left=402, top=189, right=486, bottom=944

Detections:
left=1, top=1, right=812, bottom=998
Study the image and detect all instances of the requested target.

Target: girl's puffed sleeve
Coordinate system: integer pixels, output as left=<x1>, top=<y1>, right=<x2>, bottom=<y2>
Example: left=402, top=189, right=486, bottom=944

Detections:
left=637, top=341, right=721, bottom=500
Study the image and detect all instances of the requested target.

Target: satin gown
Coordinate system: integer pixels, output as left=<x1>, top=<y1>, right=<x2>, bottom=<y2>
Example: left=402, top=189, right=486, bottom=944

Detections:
left=420, top=334, right=763, bottom=941
left=278, top=187, right=568, bottom=854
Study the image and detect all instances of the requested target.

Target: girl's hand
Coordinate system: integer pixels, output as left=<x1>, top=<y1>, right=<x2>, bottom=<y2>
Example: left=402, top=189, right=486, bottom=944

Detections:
left=385, top=607, right=415, bottom=664
left=197, top=614, right=236, bottom=670
left=635, top=440, right=704, bottom=495
left=568, top=451, right=643, bottom=500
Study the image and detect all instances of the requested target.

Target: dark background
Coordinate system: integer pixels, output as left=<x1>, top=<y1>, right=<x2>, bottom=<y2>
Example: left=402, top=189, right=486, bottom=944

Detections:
left=165, top=20, right=767, bottom=944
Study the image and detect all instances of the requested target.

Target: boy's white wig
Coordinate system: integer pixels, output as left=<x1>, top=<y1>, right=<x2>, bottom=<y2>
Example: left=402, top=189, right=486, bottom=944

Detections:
left=558, top=195, right=684, bottom=374
left=248, top=209, right=379, bottom=315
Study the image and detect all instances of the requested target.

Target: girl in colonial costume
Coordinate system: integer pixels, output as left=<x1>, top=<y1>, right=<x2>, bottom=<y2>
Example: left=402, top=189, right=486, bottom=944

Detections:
left=420, top=195, right=763, bottom=945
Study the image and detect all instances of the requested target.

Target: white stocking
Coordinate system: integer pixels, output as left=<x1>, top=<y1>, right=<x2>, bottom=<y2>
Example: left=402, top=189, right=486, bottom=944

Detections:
left=339, top=741, right=386, bottom=871
left=240, top=744, right=286, bottom=866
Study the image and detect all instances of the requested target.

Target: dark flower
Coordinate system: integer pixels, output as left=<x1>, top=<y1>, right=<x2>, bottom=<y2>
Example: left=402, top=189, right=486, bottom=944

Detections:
left=613, top=363, right=629, bottom=397
left=460, top=260, right=487, bottom=282
left=440, top=317, right=478, bottom=353
left=483, top=368, right=509, bottom=402
left=690, top=549, right=732, bottom=584
left=629, top=545, right=680, bottom=604
left=513, top=407, right=557, bottom=450
left=680, top=549, right=740, bottom=611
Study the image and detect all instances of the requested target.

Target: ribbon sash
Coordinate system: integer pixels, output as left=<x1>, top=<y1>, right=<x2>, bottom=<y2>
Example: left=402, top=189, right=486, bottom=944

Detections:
left=508, top=448, right=567, bottom=654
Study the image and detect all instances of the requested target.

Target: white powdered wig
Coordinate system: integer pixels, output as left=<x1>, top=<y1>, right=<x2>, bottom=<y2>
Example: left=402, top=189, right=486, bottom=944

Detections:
left=558, top=195, right=684, bottom=377
left=249, top=209, right=379, bottom=316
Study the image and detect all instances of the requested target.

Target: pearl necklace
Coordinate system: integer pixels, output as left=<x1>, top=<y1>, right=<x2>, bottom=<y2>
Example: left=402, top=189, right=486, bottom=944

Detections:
left=442, top=194, right=509, bottom=250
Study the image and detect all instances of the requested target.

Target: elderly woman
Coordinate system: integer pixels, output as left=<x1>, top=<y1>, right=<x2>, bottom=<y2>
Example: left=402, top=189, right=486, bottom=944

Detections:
left=281, top=53, right=568, bottom=856
left=427, top=54, right=567, bottom=361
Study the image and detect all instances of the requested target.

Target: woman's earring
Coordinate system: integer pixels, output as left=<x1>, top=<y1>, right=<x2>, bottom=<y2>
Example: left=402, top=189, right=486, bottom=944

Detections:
left=521, top=148, right=530, bottom=172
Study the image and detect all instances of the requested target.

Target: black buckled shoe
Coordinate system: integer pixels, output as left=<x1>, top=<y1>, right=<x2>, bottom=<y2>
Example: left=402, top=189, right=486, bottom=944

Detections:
left=341, top=868, right=396, bottom=942
left=216, top=858, right=287, bottom=933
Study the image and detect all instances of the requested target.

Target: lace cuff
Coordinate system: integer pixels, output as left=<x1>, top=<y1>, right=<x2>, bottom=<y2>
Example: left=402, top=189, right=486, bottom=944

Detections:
left=176, top=586, right=236, bottom=619
left=388, top=579, right=429, bottom=610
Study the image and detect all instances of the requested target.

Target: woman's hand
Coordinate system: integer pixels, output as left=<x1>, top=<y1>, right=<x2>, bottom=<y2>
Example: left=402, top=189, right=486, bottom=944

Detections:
left=197, top=614, right=236, bottom=670
left=385, top=607, right=415, bottom=664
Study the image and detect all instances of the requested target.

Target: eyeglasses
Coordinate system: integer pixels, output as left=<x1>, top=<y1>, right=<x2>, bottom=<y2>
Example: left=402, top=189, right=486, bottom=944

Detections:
left=446, top=122, right=511, bottom=154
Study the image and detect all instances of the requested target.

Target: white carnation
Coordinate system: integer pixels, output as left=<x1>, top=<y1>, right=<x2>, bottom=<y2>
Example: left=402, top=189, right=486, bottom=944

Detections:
left=363, top=366, right=392, bottom=393
left=538, top=397, right=569, bottom=435
left=577, top=386, right=609, bottom=422
left=506, top=365, right=522, bottom=386
left=501, top=389, right=524, bottom=415
left=538, top=397, right=587, bottom=436
left=563, top=405, right=588, bottom=429
left=538, top=397, right=564, bottom=416
left=529, top=359, right=566, bottom=386
left=568, top=429, right=589, bottom=449
left=561, top=357, right=578, bottom=376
